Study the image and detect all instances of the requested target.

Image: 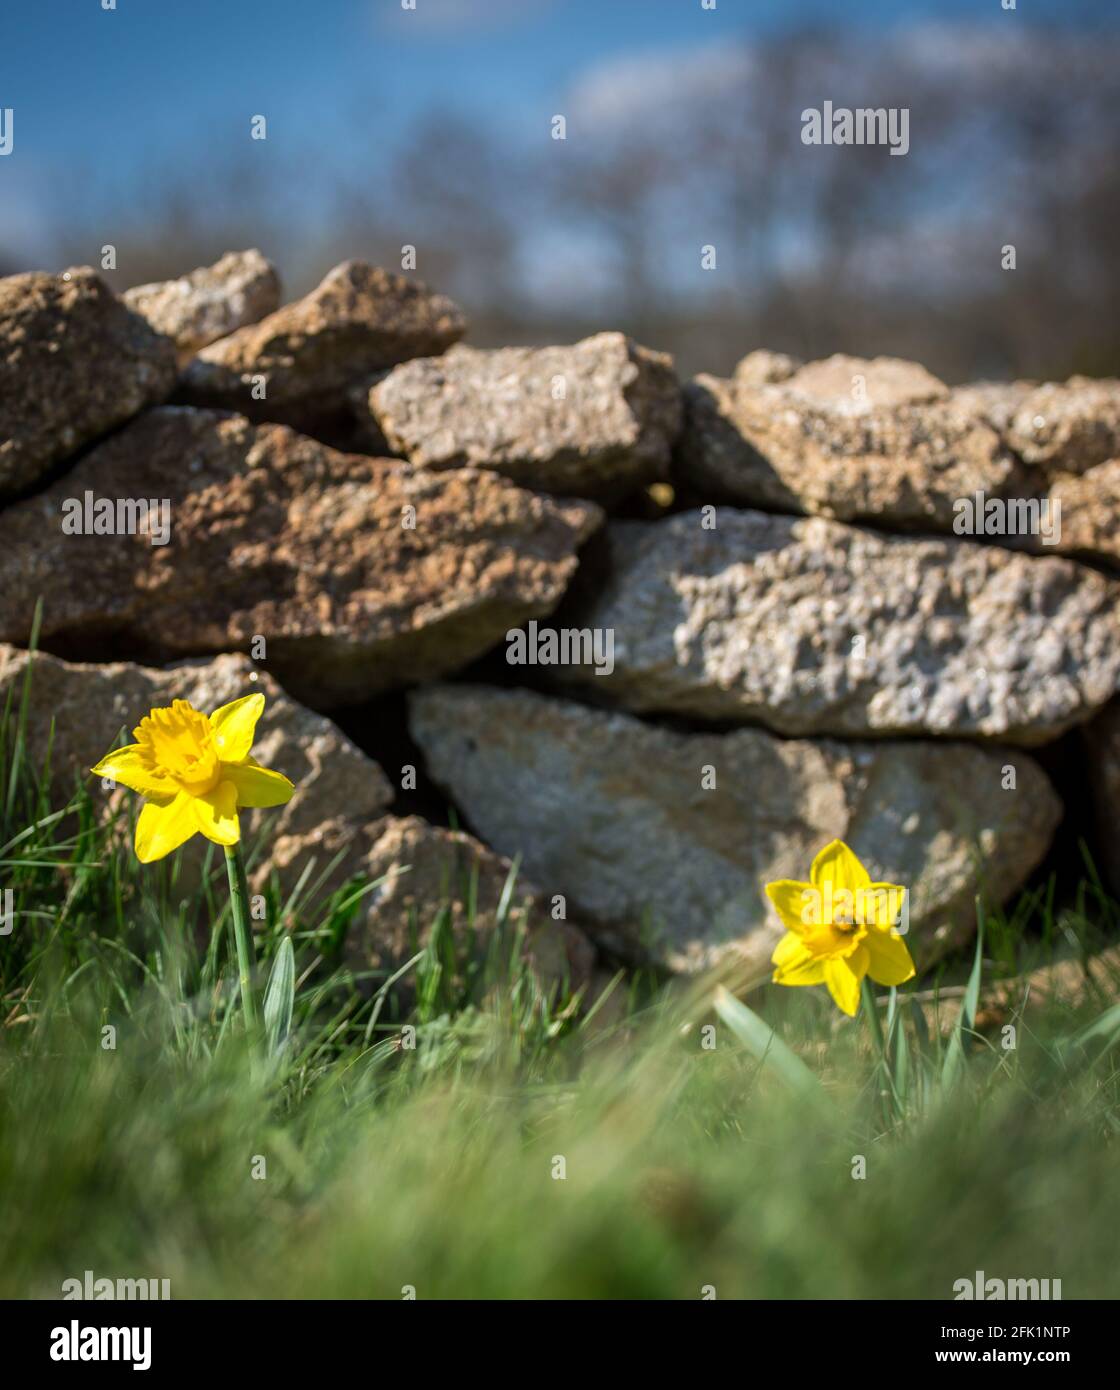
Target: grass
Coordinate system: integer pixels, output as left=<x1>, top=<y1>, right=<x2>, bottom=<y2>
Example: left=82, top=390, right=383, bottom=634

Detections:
left=2, top=666, right=1120, bottom=1300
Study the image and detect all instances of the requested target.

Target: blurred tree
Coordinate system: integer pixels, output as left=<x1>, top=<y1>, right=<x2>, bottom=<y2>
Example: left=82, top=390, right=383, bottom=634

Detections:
left=8, top=23, right=1118, bottom=383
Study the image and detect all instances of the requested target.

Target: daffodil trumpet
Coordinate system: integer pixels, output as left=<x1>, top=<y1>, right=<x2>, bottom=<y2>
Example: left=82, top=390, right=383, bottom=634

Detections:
left=765, top=839, right=916, bottom=1017
left=92, top=692, right=294, bottom=1035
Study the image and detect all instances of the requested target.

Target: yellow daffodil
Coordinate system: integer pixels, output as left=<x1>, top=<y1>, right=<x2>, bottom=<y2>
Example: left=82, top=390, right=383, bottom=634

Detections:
left=765, top=839, right=915, bottom=1016
left=91, top=694, right=294, bottom=863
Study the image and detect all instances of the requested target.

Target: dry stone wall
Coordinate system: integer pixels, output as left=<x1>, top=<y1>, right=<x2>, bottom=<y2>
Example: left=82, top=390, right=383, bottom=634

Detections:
left=3, top=250, right=1119, bottom=979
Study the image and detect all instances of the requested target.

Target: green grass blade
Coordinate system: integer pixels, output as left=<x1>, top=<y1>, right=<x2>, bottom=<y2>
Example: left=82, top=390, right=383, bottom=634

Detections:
left=713, top=985, right=825, bottom=1102
left=941, top=901, right=985, bottom=1090
left=263, top=935, right=295, bottom=1057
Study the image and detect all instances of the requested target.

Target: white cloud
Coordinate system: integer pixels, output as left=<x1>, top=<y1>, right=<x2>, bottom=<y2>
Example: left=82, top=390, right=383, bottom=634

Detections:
left=890, top=21, right=1120, bottom=85
left=567, top=42, right=755, bottom=131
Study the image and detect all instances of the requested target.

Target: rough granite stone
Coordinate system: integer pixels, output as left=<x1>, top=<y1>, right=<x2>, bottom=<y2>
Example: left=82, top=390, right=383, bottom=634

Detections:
left=676, top=354, right=1023, bottom=531
left=123, top=249, right=281, bottom=364
left=732, top=349, right=802, bottom=387
left=0, top=644, right=393, bottom=845
left=950, top=380, right=1036, bottom=437
left=0, top=407, right=602, bottom=707
left=555, top=509, right=1120, bottom=744
left=275, top=813, right=595, bottom=993
left=362, top=333, right=682, bottom=504
left=409, top=685, right=1061, bottom=974
left=0, top=267, right=176, bottom=499
left=0, top=644, right=591, bottom=988
left=1001, top=376, right=1120, bottom=474
left=1044, top=460, right=1120, bottom=567
left=177, top=260, right=466, bottom=426
left=1084, top=698, right=1120, bottom=898
left=783, top=353, right=948, bottom=408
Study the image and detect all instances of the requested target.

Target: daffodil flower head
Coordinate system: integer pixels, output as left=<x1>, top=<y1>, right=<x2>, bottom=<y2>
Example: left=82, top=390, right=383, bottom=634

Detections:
left=765, top=839, right=915, bottom=1016
left=91, top=693, right=294, bottom=863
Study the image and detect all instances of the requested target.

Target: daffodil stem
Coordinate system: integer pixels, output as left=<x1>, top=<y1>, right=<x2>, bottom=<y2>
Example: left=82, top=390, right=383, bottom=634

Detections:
left=863, top=979, right=904, bottom=1127
left=224, top=843, right=259, bottom=1038
left=861, top=978, right=886, bottom=1061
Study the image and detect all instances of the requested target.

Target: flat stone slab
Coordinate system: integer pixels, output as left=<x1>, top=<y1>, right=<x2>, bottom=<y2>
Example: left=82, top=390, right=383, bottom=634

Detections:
left=554, top=508, right=1120, bottom=744
left=0, top=407, right=602, bottom=707
left=362, top=333, right=682, bottom=504
left=410, top=684, right=1061, bottom=974
left=677, top=353, right=1024, bottom=533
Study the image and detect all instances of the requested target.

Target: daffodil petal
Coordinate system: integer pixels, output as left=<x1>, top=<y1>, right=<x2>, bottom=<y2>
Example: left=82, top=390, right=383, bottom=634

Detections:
left=224, top=759, right=295, bottom=809
left=91, top=744, right=173, bottom=796
left=773, top=940, right=827, bottom=986
left=208, top=694, right=265, bottom=763
left=772, top=931, right=807, bottom=968
left=823, top=953, right=865, bottom=1016
left=865, top=928, right=916, bottom=987
left=811, top=839, right=872, bottom=896
left=861, top=881, right=907, bottom=928
left=135, top=791, right=198, bottom=863
left=765, top=879, right=815, bottom=935
left=193, top=780, right=241, bottom=845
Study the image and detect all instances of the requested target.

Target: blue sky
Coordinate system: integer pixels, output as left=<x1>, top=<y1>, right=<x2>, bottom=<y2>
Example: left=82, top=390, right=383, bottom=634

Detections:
left=2, top=0, right=1110, bottom=176
left=0, top=0, right=1114, bottom=268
